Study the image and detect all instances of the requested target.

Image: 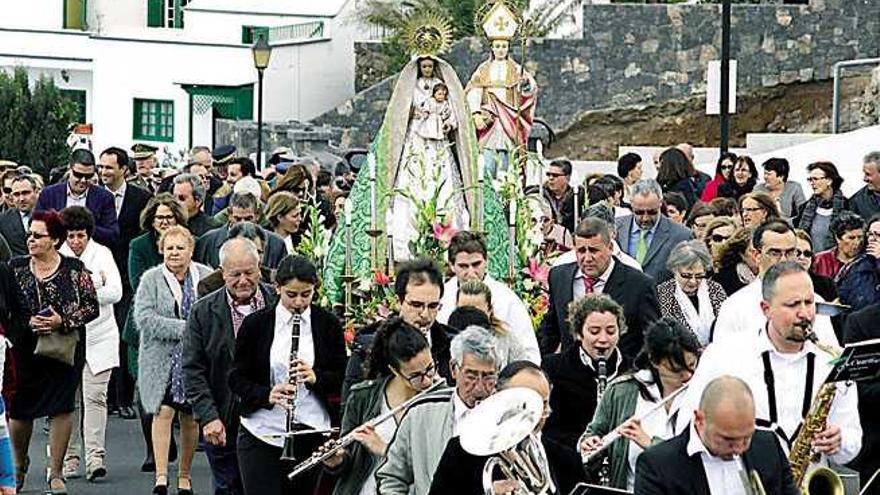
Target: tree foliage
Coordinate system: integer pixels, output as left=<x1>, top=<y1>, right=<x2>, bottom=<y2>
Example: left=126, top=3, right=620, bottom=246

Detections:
left=0, top=67, right=78, bottom=177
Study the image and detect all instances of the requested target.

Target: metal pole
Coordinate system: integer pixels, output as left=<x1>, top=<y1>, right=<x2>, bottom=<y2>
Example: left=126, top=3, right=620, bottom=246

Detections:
left=830, top=58, right=880, bottom=133
left=257, top=69, right=264, bottom=171
left=720, top=0, right=731, bottom=153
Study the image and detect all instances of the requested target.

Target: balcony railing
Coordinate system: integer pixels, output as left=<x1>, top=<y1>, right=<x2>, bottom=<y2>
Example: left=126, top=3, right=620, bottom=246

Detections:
left=268, top=20, right=325, bottom=43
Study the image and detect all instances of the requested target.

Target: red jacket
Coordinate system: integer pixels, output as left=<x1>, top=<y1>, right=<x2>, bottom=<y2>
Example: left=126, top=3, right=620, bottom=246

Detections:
left=813, top=248, right=843, bottom=279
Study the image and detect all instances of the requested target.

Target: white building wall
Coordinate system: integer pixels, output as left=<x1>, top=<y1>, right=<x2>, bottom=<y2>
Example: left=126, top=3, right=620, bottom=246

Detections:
left=89, top=36, right=255, bottom=154
left=87, top=0, right=145, bottom=34
left=185, top=11, right=326, bottom=44
left=1, top=0, right=64, bottom=30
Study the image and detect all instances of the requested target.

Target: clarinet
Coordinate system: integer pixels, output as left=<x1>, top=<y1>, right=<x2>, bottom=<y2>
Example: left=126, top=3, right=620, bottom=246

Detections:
left=594, top=353, right=612, bottom=485
left=280, top=312, right=302, bottom=461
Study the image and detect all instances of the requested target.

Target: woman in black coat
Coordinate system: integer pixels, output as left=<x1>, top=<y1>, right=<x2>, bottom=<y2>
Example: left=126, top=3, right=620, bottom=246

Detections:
left=229, top=255, right=347, bottom=495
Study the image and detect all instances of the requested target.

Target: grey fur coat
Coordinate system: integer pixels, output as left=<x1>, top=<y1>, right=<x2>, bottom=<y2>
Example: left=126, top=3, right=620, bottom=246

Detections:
left=134, top=262, right=213, bottom=414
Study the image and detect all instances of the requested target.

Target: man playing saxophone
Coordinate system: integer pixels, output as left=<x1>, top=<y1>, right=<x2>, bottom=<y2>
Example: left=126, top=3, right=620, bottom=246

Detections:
left=675, top=261, right=862, bottom=484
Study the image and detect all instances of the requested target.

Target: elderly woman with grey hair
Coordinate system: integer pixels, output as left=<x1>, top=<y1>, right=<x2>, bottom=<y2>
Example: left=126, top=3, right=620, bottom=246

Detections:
left=656, top=240, right=727, bottom=345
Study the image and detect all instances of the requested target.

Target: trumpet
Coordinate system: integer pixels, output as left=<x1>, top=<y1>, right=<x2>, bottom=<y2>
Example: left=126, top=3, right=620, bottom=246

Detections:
left=287, top=379, right=446, bottom=479
left=580, top=383, right=689, bottom=465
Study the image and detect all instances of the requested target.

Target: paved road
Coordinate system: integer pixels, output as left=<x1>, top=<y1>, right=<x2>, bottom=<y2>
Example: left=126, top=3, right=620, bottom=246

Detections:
left=18, top=415, right=214, bottom=494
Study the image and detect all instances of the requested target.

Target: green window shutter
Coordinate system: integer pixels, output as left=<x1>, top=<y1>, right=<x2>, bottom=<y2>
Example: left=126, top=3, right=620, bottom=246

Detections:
left=63, top=0, right=87, bottom=30
left=147, top=0, right=163, bottom=27
left=241, top=26, right=269, bottom=44
left=133, top=98, right=174, bottom=142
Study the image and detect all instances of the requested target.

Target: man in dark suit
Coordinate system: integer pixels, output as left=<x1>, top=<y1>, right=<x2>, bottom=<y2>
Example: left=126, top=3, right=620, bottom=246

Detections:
left=429, top=361, right=584, bottom=495
left=539, top=217, right=660, bottom=358
left=194, top=192, right=286, bottom=269
left=635, top=375, right=798, bottom=495
left=35, top=149, right=119, bottom=247
left=844, top=301, right=880, bottom=488
left=0, top=173, right=39, bottom=256
left=184, top=238, right=276, bottom=495
left=98, top=146, right=151, bottom=418
left=616, top=179, right=693, bottom=283
left=172, top=173, right=220, bottom=237
left=342, top=258, right=455, bottom=404
left=849, top=152, right=880, bottom=220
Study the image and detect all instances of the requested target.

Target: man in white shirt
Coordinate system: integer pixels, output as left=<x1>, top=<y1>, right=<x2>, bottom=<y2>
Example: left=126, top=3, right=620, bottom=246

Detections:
left=376, top=326, right=499, bottom=495
left=677, top=262, right=862, bottom=472
left=437, top=231, right=541, bottom=363
left=635, top=375, right=799, bottom=494
left=713, top=219, right=839, bottom=346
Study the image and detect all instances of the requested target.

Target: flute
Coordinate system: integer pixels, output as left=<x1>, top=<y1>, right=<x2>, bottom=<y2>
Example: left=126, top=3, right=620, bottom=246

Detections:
left=580, top=383, right=690, bottom=464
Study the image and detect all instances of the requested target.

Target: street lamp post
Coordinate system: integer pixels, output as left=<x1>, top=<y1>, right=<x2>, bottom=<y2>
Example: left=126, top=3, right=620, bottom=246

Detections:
left=720, top=0, right=731, bottom=153
left=252, top=35, right=272, bottom=171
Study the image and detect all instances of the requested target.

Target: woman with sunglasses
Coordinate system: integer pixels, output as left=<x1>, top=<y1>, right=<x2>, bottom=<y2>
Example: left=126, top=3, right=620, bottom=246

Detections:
left=703, top=217, right=737, bottom=260
left=711, top=226, right=758, bottom=296
left=5, top=209, right=99, bottom=494
left=717, top=155, right=758, bottom=202
left=579, top=318, right=701, bottom=491
left=322, top=318, right=437, bottom=495
left=793, top=230, right=838, bottom=303
left=699, top=152, right=737, bottom=202
left=656, top=241, right=726, bottom=346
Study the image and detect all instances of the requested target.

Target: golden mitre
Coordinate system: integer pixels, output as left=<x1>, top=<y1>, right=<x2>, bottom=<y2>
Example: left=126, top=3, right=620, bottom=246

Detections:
left=481, top=1, right=518, bottom=41
left=402, top=9, right=455, bottom=58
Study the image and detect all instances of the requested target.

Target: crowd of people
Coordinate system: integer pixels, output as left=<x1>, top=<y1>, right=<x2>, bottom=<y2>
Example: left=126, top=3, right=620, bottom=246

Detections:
left=0, top=143, right=878, bottom=495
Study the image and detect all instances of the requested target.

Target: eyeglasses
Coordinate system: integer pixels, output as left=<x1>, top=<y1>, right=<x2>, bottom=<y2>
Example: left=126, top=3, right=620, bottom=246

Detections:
left=460, top=368, right=498, bottom=385
left=404, top=299, right=441, bottom=312
left=545, top=172, right=566, bottom=178
left=741, top=207, right=765, bottom=213
left=154, top=214, right=176, bottom=223
left=677, top=272, right=707, bottom=280
left=720, top=165, right=733, bottom=171
left=796, top=249, right=813, bottom=258
left=400, top=363, right=437, bottom=384
left=27, top=231, right=50, bottom=239
left=1, top=188, right=10, bottom=194
left=806, top=176, right=827, bottom=182
left=633, top=209, right=659, bottom=216
left=710, top=234, right=730, bottom=243
left=763, top=248, right=798, bottom=259
left=70, top=170, right=95, bottom=180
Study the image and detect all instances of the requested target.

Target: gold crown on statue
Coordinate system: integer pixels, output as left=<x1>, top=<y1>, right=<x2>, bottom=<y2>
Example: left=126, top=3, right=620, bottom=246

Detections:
left=402, top=10, right=455, bottom=57
left=478, top=1, right=519, bottom=41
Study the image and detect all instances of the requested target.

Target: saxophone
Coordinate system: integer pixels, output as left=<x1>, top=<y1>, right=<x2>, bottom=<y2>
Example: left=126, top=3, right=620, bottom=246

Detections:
left=787, top=333, right=844, bottom=494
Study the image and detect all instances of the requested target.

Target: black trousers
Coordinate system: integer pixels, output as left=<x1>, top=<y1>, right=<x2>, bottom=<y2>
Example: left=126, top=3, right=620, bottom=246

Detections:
left=237, top=427, right=325, bottom=495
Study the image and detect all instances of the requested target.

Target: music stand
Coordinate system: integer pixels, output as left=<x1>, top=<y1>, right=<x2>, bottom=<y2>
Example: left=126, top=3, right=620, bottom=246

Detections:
left=568, top=483, right=633, bottom=495
left=826, top=337, right=880, bottom=384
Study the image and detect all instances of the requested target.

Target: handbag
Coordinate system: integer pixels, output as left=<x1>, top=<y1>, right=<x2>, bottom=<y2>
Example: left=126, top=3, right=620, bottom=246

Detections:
left=32, top=275, right=79, bottom=366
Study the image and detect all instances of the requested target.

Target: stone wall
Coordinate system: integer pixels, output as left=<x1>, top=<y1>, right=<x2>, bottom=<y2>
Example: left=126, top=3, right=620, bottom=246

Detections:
left=314, top=0, right=880, bottom=148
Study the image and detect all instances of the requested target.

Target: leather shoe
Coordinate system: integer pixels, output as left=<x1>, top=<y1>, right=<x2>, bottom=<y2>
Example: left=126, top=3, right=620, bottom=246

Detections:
left=120, top=405, right=137, bottom=420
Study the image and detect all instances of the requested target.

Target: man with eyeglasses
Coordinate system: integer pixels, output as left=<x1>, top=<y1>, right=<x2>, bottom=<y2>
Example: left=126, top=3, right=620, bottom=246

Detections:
left=342, top=258, right=456, bottom=403
left=428, top=360, right=584, bottom=495
left=376, top=325, right=499, bottom=495
left=541, top=159, right=582, bottom=232
left=0, top=174, right=40, bottom=256
left=615, top=179, right=693, bottom=283
left=35, top=149, right=119, bottom=248
left=713, top=219, right=839, bottom=346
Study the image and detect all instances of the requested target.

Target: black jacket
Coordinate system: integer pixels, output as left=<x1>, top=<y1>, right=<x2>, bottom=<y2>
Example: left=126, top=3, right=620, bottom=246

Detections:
left=183, top=284, right=276, bottom=428
left=634, top=428, right=798, bottom=495
left=341, top=318, right=455, bottom=404
left=543, top=345, right=628, bottom=451
left=0, top=208, right=28, bottom=256
left=228, top=303, right=348, bottom=426
left=843, top=302, right=880, bottom=485
left=110, top=183, right=151, bottom=292
left=538, top=260, right=660, bottom=359
left=849, top=185, right=880, bottom=221
left=428, top=435, right=583, bottom=495
left=187, top=211, right=221, bottom=238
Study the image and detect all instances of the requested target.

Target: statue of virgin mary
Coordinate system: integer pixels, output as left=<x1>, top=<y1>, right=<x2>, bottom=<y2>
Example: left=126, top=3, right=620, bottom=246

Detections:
left=322, top=19, right=512, bottom=305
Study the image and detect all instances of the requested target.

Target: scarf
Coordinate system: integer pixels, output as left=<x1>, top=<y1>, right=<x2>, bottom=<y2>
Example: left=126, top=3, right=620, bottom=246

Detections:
left=673, top=280, right=715, bottom=345
left=161, top=264, right=201, bottom=403
left=798, top=189, right=847, bottom=241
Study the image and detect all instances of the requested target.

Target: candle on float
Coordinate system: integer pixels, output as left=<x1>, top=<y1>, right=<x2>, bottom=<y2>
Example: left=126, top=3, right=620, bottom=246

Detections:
left=477, top=154, right=485, bottom=182
left=509, top=198, right=517, bottom=226
left=345, top=198, right=353, bottom=227
left=368, top=158, right=377, bottom=227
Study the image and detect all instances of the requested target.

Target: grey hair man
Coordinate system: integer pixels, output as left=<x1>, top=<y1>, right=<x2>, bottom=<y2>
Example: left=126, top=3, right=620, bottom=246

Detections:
left=184, top=237, right=276, bottom=495
left=376, top=326, right=499, bottom=495
left=850, top=151, right=880, bottom=219
left=615, top=179, right=694, bottom=283
left=173, top=173, right=219, bottom=236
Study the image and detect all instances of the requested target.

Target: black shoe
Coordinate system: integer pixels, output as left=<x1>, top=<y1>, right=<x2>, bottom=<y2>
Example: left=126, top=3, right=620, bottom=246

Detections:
left=152, top=484, right=168, bottom=495
left=178, top=476, right=193, bottom=495
left=86, top=465, right=107, bottom=482
left=108, top=405, right=120, bottom=417
left=141, top=457, right=156, bottom=473
left=120, top=405, right=137, bottom=420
